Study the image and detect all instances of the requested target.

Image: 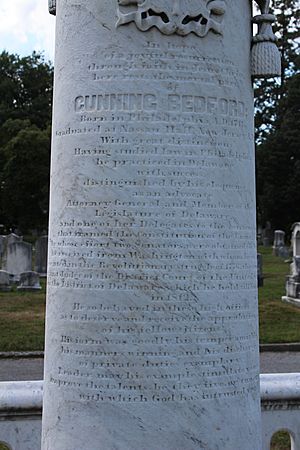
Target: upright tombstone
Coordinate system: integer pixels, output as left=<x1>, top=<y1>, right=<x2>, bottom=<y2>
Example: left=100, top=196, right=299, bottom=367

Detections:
left=272, top=230, right=285, bottom=256
left=262, top=222, right=273, bottom=247
left=257, top=253, right=264, bottom=288
left=42, top=1, right=280, bottom=449
left=5, top=242, right=32, bottom=281
left=283, top=223, right=300, bottom=307
left=0, top=236, right=7, bottom=268
left=34, top=236, right=48, bottom=276
left=6, top=233, right=22, bottom=246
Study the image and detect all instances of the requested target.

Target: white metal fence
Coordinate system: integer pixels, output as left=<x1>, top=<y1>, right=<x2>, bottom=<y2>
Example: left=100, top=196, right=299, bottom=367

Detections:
left=0, top=375, right=299, bottom=449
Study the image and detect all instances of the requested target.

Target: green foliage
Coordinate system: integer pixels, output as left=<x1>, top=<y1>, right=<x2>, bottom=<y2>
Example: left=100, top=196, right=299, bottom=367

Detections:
left=254, top=0, right=300, bottom=143
left=270, top=430, right=291, bottom=450
left=0, top=51, right=53, bottom=129
left=0, top=51, right=53, bottom=232
left=0, top=444, right=10, bottom=450
left=255, top=1, right=299, bottom=229
left=256, top=73, right=300, bottom=229
left=0, top=124, right=51, bottom=231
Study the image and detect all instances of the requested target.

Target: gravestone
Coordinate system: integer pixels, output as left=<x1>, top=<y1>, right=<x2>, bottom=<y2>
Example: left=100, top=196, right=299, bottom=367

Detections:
left=0, top=236, right=7, bottom=269
left=272, top=230, right=285, bottom=256
left=257, top=253, right=263, bottom=288
left=42, top=1, right=280, bottom=449
left=283, top=223, right=300, bottom=307
left=0, top=236, right=6, bottom=257
left=5, top=242, right=32, bottom=281
left=6, top=233, right=22, bottom=246
left=262, top=223, right=272, bottom=247
left=17, top=271, right=41, bottom=291
left=34, top=236, right=48, bottom=276
left=0, top=271, right=11, bottom=292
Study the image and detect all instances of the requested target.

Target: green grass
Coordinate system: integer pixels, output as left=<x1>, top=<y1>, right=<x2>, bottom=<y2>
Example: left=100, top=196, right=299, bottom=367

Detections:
left=0, top=248, right=299, bottom=351
left=258, top=246, right=300, bottom=343
left=270, top=430, right=291, bottom=450
left=0, top=280, right=46, bottom=352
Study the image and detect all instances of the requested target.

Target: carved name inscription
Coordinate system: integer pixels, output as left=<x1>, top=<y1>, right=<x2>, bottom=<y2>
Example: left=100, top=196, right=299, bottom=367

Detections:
left=48, top=40, right=258, bottom=405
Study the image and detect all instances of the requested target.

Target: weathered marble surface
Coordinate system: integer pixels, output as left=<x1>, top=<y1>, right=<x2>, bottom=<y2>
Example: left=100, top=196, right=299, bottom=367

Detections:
left=42, top=1, right=262, bottom=449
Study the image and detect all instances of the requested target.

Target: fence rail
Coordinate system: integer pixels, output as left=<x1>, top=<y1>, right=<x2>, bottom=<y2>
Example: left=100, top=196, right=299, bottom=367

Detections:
left=0, top=375, right=299, bottom=450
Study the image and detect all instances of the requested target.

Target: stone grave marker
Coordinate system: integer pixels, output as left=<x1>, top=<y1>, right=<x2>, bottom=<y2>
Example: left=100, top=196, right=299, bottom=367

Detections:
left=17, top=271, right=42, bottom=291
left=5, top=242, right=32, bottom=281
left=257, top=253, right=263, bottom=288
left=272, top=230, right=285, bottom=256
left=34, top=236, right=48, bottom=276
left=0, top=271, right=12, bottom=292
left=0, top=236, right=7, bottom=269
left=42, top=1, right=280, bottom=449
left=6, top=233, right=22, bottom=246
left=0, top=236, right=6, bottom=257
left=283, top=223, right=300, bottom=307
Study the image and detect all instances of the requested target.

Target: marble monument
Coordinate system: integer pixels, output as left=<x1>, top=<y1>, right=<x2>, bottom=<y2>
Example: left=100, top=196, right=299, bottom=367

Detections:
left=42, top=1, right=280, bottom=449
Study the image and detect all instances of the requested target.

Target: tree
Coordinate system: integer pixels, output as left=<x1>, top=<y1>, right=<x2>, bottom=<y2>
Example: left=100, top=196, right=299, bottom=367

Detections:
left=0, top=52, right=53, bottom=232
left=0, top=51, right=53, bottom=130
left=256, top=73, right=300, bottom=230
left=0, top=124, right=51, bottom=232
left=254, top=0, right=300, bottom=144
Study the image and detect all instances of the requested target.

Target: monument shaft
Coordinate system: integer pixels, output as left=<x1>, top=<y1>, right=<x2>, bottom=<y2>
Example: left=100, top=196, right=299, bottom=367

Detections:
left=42, top=1, right=262, bottom=448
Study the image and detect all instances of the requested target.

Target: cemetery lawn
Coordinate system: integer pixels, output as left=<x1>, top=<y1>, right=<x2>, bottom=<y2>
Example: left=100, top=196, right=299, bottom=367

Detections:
left=0, top=280, right=46, bottom=352
left=0, top=249, right=299, bottom=351
left=258, top=246, right=300, bottom=343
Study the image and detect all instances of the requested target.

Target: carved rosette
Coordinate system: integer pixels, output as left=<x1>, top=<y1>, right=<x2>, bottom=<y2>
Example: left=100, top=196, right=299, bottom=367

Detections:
left=116, top=0, right=226, bottom=37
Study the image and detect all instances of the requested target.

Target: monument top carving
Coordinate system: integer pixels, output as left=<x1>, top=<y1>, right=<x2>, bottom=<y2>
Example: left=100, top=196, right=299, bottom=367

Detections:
left=117, top=0, right=226, bottom=36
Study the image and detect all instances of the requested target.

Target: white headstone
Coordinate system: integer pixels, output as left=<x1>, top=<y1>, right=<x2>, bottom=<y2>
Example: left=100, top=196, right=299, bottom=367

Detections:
left=5, top=242, right=32, bottom=281
left=272, top=230, right=286, bottom=256
left=41, top=1, right=279, bottom=448
left=17, top=271, right=42, bottom=291
left=283, top=223, right=300, bottom=307
left=273, top=230, right=285, bottom=247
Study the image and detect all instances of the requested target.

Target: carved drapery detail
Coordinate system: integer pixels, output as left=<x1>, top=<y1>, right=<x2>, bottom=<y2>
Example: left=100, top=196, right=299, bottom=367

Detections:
left=48, top=0, right=281, bottom=79
left=116, top=0, right=226, bottom=37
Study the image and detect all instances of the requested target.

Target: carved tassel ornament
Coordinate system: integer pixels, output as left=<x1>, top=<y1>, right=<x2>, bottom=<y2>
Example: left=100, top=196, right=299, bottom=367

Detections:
left=251, top=0, right=281, bottom=78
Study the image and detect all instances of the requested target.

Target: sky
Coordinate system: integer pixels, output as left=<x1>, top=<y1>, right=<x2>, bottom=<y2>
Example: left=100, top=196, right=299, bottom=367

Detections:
left=0, top=1, right=263, bottom=64
left=0, top=0, right=56, bottom=63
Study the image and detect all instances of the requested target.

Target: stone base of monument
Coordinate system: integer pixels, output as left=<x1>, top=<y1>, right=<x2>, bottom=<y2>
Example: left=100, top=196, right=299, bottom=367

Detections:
left=17, top=272, right=42, bottom=292
left=282, top=276, right=300, bottom=307
left=282, top=296, right=300, bottom=308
